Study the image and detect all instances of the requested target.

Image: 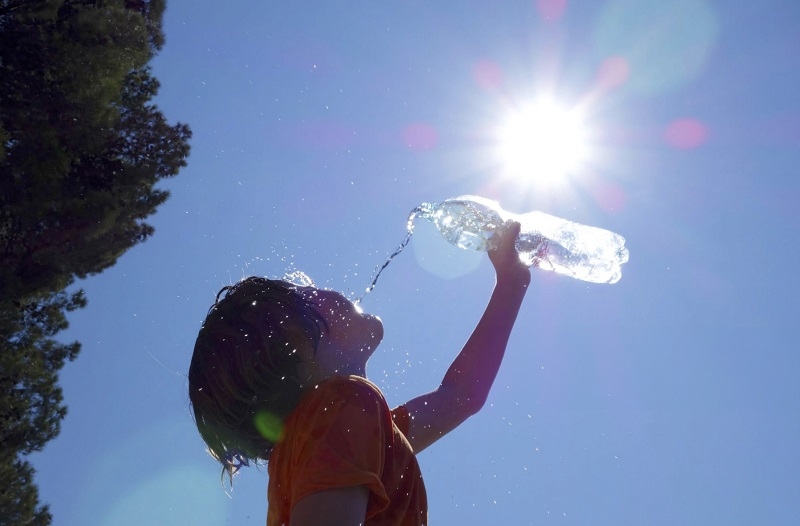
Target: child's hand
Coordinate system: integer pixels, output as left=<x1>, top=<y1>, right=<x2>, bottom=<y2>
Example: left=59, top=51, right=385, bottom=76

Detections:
left=489, top=221, right=531, bottom=286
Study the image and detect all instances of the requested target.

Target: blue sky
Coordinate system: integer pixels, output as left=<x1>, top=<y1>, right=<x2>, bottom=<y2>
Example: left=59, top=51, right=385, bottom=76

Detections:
left=32, top=0, right=800, bottom=524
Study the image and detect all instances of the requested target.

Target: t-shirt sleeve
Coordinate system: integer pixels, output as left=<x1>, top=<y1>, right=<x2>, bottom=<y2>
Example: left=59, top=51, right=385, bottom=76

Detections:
left=288, top=382, right=392, bottom=519
left=391, top=405, right=410, bottom=437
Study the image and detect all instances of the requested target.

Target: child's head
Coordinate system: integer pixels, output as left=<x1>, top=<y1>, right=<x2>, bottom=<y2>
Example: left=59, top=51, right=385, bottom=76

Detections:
left=188, top=277, right=328, bottom=480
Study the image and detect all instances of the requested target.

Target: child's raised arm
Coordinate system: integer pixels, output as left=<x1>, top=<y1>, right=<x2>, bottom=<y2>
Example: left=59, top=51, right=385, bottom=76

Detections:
left=402, top=221, right=531, bottom=453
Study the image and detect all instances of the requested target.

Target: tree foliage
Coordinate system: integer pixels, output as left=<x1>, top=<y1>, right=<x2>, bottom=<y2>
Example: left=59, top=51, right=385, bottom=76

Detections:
left=0, top=1, right=190, bottom=523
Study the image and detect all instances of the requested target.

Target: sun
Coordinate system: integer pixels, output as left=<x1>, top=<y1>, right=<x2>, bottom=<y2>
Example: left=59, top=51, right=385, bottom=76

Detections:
left=495, top=98, right=588, bottom=185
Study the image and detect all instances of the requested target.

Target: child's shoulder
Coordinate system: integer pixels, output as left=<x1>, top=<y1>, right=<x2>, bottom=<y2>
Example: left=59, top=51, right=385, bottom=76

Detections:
left=297, top=375, right=388, bottom=416
left=318, top=375, right=385, bottom=401
left=286, top=375, right=391, bottom=433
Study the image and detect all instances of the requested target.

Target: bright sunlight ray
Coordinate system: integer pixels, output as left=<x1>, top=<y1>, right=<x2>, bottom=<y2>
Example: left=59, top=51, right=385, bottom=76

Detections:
left=495, top=99, right=588, bottom=186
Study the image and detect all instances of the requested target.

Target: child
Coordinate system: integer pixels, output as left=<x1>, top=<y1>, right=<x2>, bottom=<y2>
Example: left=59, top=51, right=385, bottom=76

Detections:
left=189, top=222, right=530, bottom=525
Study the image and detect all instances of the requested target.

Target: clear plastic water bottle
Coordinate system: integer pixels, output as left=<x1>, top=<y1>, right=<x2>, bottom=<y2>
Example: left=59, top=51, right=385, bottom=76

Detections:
left=415, top=195, right=629, bottom=284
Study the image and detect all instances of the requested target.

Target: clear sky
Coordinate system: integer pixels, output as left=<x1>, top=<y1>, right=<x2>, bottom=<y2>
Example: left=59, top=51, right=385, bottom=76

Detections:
left=31, top=0, right=800, bottom=524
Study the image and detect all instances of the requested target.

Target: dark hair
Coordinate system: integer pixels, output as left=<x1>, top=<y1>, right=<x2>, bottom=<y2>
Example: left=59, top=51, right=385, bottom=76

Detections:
left=188, top=277, right=327, bottom=483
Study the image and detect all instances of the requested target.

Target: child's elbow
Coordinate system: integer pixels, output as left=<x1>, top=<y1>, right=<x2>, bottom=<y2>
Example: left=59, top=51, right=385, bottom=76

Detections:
left=461, top=393, right=488, bottom=417
left=440, top=384, right=488, bottom=420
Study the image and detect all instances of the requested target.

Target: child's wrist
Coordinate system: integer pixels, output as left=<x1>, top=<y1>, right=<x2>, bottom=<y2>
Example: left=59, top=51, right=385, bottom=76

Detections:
left=495, top=267, right=531, bottom=289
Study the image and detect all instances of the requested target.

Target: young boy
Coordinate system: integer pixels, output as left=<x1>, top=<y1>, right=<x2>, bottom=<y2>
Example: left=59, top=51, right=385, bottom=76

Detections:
left=189, top=222, right=530, bottom=525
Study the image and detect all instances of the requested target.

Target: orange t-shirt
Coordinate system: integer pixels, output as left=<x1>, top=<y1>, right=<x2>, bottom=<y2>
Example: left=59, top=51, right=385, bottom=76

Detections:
left=267, top=375, right=427, bottom=525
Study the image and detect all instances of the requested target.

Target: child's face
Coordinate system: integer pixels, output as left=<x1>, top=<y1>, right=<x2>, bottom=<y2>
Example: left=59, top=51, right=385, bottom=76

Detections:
left=295, top=287, right=383, bottom=379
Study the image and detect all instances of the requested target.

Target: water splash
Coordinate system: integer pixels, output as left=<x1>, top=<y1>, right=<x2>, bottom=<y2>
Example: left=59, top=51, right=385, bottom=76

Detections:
left=283, top=270, right=315, bottom=287
left=357, top=205, right=427, bottom=304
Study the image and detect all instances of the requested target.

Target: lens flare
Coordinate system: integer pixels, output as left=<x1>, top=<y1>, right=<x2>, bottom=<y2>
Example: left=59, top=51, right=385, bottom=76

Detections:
left=594, top=0, right=719, bottom=95
left=597, top=56, right=631, bottom=90
left=402, top=122, right=438, bottom=150
left=664, top=118, right=708, bottom=149
left=254, top=411, right=284, bottom=442
left=536, top=0, right=568, bottom=21
left=472, top=59, right=504, bottom=91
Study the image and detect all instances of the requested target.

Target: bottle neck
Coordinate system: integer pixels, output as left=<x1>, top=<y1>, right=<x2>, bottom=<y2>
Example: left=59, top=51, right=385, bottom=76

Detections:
left=407, top=203, right=434, bottom=232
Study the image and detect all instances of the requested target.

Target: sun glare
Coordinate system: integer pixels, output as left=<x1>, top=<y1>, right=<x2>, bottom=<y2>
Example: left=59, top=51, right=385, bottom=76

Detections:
left=495, top=99, right=588, bottom=185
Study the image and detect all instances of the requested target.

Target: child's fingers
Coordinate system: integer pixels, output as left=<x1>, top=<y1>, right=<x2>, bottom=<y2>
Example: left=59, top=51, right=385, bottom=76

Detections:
left=504, top=221, right=521, bottom=249
left=489, top=221, right=530, bottom=282
left=494, top=221, right=521, bottom=254
left=489, top=221, right=517, bottom=266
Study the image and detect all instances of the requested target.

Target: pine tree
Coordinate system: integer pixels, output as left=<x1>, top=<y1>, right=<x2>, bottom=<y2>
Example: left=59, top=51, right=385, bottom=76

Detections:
left=0, top=1, right=191, bottom=523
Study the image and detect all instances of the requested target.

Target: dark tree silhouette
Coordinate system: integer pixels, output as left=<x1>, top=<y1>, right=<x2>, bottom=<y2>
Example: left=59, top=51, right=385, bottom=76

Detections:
left=0, top=1, right=191, bottom=523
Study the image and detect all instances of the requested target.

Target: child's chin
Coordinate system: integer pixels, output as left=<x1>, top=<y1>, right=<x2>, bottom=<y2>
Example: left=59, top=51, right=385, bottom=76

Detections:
left=365, top=316, right=384, bottom=345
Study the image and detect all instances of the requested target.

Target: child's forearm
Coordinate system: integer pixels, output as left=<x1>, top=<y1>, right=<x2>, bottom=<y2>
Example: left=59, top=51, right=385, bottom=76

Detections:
left=439, top=274, right=529, bottom=414
left=401, top=223, right=529, bottom=453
